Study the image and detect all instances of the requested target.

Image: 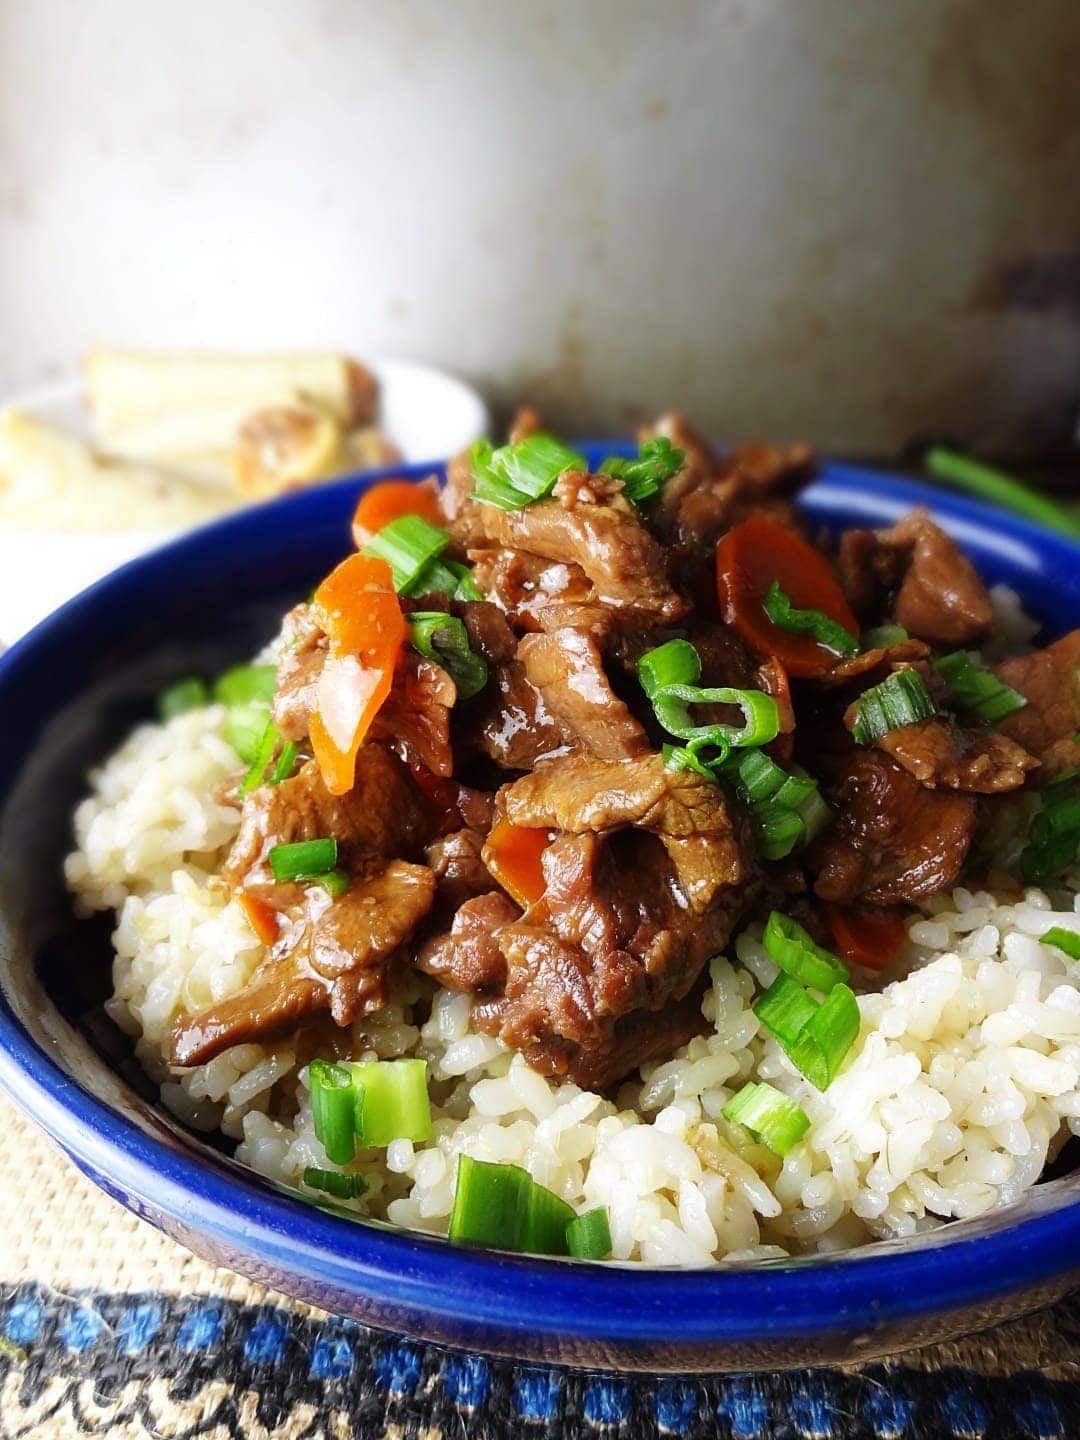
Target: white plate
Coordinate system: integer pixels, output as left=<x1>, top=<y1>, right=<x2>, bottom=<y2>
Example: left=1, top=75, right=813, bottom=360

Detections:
left=0, top=359, right=488, bottom=644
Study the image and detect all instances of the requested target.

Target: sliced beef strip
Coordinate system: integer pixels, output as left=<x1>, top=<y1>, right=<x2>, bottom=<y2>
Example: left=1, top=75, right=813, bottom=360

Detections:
left=463, top=659, right=577, bottom=771
left=849, top=712, right=1037, bottom=793
left=503, top=750, right=751, bottom=917
left=225, top=749, right=431, bottom=891
left=838, top=510, right=992, bottom=645
left=169, top=860, right=437, bottom=1066
left=452, top=491, right=687, bottom=623
left=810, top=750, right=976, bottom=906
left=370, top=654, right=457, bottom=778
left=822, top=638, right=931, bottom=687
left=417, top=890, right=519, bottom=991
left=995, top=630, right=1080, bottom=767
left=518, top=629, right=648, bottom=761
left=425, top=827, right=494, bottom=910
left=272, top=603, right=327, bottom=742
left=468, top=547, right=605, bottom=633
left=403, top=594, right=517, bottom=665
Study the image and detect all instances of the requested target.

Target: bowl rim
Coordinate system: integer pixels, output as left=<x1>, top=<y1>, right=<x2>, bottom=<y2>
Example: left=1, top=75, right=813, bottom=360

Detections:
left=1, top=450, right=1078, bottom=1352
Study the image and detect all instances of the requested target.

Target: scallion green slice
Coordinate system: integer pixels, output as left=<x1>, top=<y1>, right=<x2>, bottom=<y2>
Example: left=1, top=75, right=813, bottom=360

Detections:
left=269, top=837, right=339, bottom=883
left=363, top=514, right=450, bottom=593
left=566, top=1207, right=612, bottom=1260
left=753, top=972, right=819, bottom=1046
left=862, top=624, right=909, bottom=650
left=651, top=684, right=780, bottom=756
left=412, top=557, right=483, bottom=602
left=408, top=613, right=489, bottom=699
left=599, top=436, right=685, bottom=504
left=224, top=701, right=272, bottom=765
left=302, top=1167, right=367, bottom=1200
left=241, top=716, right=280, bottom=794
left=763, top=580, right=859, bottom=658
left=661, top=741, right=717, bottom=779
left=158, top=677, right=208, bottom=720
left=788, top=984, right=861, bottom=1090
left=638, top=639, right=702, bottom=699
left=926, top=446, right=1080, bottom=541
left=1042, top=926, right=1080, bottom=961
left=309, top=868, right=350, bottom=897
left=850, top=669, right=936, bottom=745
left=309, top=1059, right=356, bottom=1165
left=762, top=911, right=849, bottom=993
left=269, top=740, right=299, bottom=786
left=448, top=1156, right=532, bottom=1250
left=213, top=664, right=278, bottom=707
left=520, top=1180, right=575, bottom=1257
left=1020, top=770, right=1080, bottom=883
left=350, top=1058, right=432, bottom=1147
left=754, top=802, right=807, bottom=861
left=471, top=433, right=586, bottom=510
left=932, top=651, right=1028, bottom=724
left=722, top=1081, right=810, bottom=1157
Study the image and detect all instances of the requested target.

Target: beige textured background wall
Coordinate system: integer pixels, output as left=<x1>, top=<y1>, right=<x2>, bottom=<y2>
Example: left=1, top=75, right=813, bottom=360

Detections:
left=2, top=0, right=1079, bottom=452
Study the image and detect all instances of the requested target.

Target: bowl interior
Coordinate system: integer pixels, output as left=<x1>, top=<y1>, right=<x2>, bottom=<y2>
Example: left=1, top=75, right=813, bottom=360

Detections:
left=1, top=450, right=1078, bottom=1364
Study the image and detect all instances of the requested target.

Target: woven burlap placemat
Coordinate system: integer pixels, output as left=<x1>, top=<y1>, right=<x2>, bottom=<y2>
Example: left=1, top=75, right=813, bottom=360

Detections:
left=1, top=1089, right=1077, bottom=1438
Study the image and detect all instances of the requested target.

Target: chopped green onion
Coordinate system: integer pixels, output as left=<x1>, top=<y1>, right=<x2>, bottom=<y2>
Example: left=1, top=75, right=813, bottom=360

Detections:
left=862, top=624, right=909, bottom=650
left=1021, top=770, right=1080, bottom=883
left=241, top=716, right=280, bottom=794
left=413, top=557, right=483, bottom=602
left=158, top=677, right=208, bottom=720
left=520, top=1181, right=575, bottom=1257
left=932, top=651, right=1028, bottom=723
left=797, top=786, right=833, bottom=846
left=566, top=1208, right=612, bottom=1260
left=787, top=984, right=861, bottom=1090
left=448, top=1156, right=532, bottom=1250
left=1042, top=926, right=1080, bottom=961
left=350, top=1058, right=432, bottom=1147
left=471, top=433, right=586, bottom=510
left=925, top=446, right=1080, bottom=541
left=224, top=701, right=272, bottom=764
left=762, top=580, right=859, bottom=658
left=763, top=911, right=849, bottom=993
left=755, top=974, right=860, bottom=1090
left=408, top=612, right=489, bottom=699
left=753, top=972, right=819, bottom=1046
left=269, top=740, right=299, bottom=785
left=213, top=664, right=277, bottom=706
left=363, top=514, right=450, bottom=593
left=661, top=741, right=717, bottom=779
left=754, top=802, right=807, bottom=861
left=850, top=669, right=936, bottom=745
left=599, top=436, right=685, bottom=504
left=638, top=639, right=702, bottom=699
left=269, top=837, right=339, bottom=882
left=722, top=1081, right=810, bottom=1158
left=309, top=1059, right=356, bottom=1165
left=651, top=684, right=780, bottom=755
left=307, top=868, right=349, bottom=897
left=302, top=1167, right=367, bottom=1200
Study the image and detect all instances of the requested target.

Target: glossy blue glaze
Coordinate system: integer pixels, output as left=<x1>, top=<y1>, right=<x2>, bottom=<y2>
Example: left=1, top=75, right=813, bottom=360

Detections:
left=0, top=448, right=1077, bottom=1372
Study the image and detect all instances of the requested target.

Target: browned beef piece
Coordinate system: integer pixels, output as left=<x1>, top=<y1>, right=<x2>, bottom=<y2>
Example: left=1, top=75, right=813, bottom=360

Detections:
left=465, top=660, right=577, bottom=770
left=507, top=405, right=542, bottom=445
left=810, top=751, right=976, bottom=905
left=371, top=655, right=457, bottom=778
left=272, top=603, right=327, bottom=742
left=169, top=861, right=437, bottom=1065
left=518, top=630, right=648, bottom=761
left=995, top=630, right=1080, bottom=768
left=822, top=638, right=931, bottom=687
left=425, top=827, right=493, bottom=910
left=225, top=749, right=431, bottom=890
left=417, top=891, right=518, bottom=991
left=469, top=547, right=606, bottom=633
left=452, top=491, right=687, bottom=623
left=440, top=446, right=475, bottom=523
left=849, top=713, right=1036, bottom=793
left=459, top=601, right=517, bottom=663
left=838, top=510, right=992, bottom=645
left=501, top=753, right=747, bottom=894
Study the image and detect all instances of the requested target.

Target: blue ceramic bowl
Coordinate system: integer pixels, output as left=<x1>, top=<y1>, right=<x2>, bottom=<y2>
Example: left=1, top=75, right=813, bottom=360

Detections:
left=0, top=448, right=1078, bottom=1373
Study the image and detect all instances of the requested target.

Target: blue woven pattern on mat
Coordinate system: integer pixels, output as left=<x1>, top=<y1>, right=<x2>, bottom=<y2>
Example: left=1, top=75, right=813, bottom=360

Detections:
left=2, top=1286, right=1077, bottom=1438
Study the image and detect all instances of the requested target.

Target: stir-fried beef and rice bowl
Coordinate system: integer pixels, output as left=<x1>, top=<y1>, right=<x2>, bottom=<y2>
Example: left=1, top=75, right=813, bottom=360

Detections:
left=65, top=413, right=1080, bottom=1266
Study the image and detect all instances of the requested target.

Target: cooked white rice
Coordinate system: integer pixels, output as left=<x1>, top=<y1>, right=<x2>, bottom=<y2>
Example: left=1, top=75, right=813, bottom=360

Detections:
left=65, top=690, right=1080, bottom=1266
